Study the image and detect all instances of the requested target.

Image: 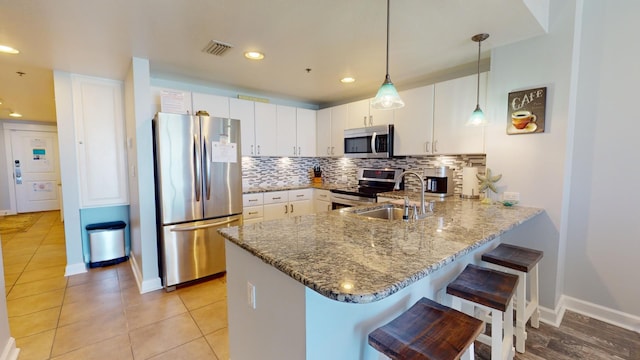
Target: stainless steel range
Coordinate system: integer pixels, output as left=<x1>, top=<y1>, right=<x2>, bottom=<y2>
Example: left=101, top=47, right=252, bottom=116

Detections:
left=330, top=168, right=404, bottom=209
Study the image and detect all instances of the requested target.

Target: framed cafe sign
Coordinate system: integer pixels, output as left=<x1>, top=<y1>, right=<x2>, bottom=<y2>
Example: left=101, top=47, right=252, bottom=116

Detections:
left=507, top=87, right=546, bottom=135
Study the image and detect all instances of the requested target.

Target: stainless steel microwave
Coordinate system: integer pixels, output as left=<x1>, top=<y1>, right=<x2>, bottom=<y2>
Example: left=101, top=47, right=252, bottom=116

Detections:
left=343, top=124, right=394, bottom=158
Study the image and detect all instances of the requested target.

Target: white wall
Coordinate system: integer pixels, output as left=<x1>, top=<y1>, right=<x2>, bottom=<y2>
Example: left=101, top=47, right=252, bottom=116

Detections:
left=124, top=58, right=161, bottom=293
left=485, top=0, right=578, bottom=311
left=53, top=71, right=86, bottom=275
left=0, top=236, right=19, bottom=359
left=0, top=126, right=10, bottom=213
left=565, top=0, right=640, bottom=321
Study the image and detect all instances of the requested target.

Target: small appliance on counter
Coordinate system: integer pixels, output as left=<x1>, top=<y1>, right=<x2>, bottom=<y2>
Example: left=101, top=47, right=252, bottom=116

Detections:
left=424, top=167, right=454, bottom=198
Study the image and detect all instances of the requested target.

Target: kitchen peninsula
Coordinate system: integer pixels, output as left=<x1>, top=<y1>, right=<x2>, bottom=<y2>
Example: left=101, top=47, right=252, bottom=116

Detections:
left=219, top=198, right=543, bottom=360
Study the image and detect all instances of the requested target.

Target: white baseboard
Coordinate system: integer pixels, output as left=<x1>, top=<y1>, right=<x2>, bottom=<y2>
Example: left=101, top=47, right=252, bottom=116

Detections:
left=0, top=337, right=19, bottom=360
left=0, top=210, right=15, bottom=217
left=64, top=262, right=87, bottom=277
left=129, top=253, right=162, bottom=294
left=537, top=294, right=639, bottom=333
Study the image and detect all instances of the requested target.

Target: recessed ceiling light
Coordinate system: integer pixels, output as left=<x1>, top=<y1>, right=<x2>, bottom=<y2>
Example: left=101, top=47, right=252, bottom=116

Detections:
left=0, top=45, right=19, bottom=54
left=340, top=77, right=355, bottom=84
left=9, top=111, right=22, bottom=118
left=244, top=51, right=264, bottom=60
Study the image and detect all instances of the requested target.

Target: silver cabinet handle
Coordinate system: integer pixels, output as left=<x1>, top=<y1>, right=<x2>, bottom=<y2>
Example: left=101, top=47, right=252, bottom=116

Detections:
left=284, top=204, right=288, bottom=214
left=248, top=211, right=258, bottom=215
left=433, top=140, right=438, bottom=153
left=363, top=116, right=367, bottom=126
left=426, top=141, right=431, bottom=154
left=331, top=146, right=334, bottom=155
left=298, top=146, right=301, bottom=156
left=369, top=115, right=373, bottom=126
left=327, top=146, right=330, bottom=155
left=251, top=144, right=254, bottom=155
left=257, top=145, right=261, bottom=155
left=290, top=204, right=294, bottom=213
left=272, top=196, right=281, bottom=200
left=293, top=146, right=296, bottom=155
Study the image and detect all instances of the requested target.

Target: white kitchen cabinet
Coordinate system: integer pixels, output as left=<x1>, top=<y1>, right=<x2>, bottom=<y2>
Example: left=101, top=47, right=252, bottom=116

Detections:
left=276, top=105, right=297, bottom=156
left=230, top=98, right=256, bottom=156
left=316, top=108, right=331, bottom=157
left=314, top=189, right=332, bottom=213
left=330, top=104, right=347, bottom=156
left=260, top=189, right=314, bottom=221
left=347, top=98, right=394, bottom=128
left=433, top=72, right=487, bottom=154
left=243, top=206, right=264, bottom=224
left=72, top=75, right=128, bottom=208
left=243, top=192, right=264, bottom=207
left=192, top=93, right=229, bottom=118
left=254, top=102, right=278, bottom=156
left=296, top=108, right=316, bottom=157
left=394, top=85, right=435, bottom=156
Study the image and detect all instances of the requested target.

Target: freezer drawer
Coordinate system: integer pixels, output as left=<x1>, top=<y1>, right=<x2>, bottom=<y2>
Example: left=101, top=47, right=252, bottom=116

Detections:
left=160, top=215, right=241, bottom=289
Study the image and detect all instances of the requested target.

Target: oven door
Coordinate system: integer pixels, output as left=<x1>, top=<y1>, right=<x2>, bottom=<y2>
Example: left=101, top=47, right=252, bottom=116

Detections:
left=330, top=193, right=376, bottom=209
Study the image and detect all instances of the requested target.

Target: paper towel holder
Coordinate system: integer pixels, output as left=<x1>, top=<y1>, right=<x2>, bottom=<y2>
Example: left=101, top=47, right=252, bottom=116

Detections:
left=461, top=166, right=480, bottom=199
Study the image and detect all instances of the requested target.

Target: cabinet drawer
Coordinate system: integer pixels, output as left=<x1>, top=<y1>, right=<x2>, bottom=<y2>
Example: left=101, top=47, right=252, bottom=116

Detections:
left=314, top=189, right=331, bottom=201
left=263, top=191, right=289, bottom=204
left=243, top=206, right=264, bottom=220
left=289, top=189, right=313, bottom=201
left=243, top=193, right=264, bottom=207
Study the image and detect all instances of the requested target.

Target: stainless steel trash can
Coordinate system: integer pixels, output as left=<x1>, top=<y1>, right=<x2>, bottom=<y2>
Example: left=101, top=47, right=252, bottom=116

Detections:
left=86, top=221, right=128, bottom=267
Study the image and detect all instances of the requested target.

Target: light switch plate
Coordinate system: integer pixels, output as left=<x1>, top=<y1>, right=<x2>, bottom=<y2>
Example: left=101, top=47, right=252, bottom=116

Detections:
left=247, top=282, right=256, bottom=309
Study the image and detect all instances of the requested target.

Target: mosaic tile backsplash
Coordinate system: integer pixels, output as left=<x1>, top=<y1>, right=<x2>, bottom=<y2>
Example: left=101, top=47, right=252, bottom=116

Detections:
left=242, top=155, right=486, bottom=195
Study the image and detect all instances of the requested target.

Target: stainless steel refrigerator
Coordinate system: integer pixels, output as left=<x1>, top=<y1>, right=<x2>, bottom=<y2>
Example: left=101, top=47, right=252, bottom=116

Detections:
left=153, top=112, right=242, bottom=290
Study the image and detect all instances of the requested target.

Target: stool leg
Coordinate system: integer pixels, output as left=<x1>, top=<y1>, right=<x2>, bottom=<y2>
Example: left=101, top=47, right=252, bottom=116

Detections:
left=504, top=299, right=515, bottom=360
left=530, top=264, right=540, bottom=328
left=461, top=342, right=475, bottom=360
left=515, top=270, right=526, bottom=353
left=490, top=308, right=502, bottom=360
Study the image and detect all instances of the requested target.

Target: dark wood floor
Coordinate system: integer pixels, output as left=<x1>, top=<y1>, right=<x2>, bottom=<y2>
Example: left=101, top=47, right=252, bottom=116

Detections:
left=475, top=311, right=640, bottom=360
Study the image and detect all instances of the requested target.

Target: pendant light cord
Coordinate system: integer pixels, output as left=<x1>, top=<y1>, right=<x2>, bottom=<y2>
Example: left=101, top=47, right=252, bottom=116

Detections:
left=385, top=0, right=390, bottom=77
left=476, top=37, right=481, bottom=106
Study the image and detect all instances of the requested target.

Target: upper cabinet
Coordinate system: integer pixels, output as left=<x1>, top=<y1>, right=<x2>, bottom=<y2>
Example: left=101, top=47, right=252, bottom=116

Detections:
left=432, top=72, right=487, bottom=154
left=230, top=98, right=255, bottom=156
left=276, top=105, right=297, bottom=156
left=295, top=108, right=316, bottom=157
left=254, top=102, right=278, bottom=156
left=72, top=75, right=128, bottom=208
left=316, top=105, right=346, bottom=157
left=192, top=93, right=229, bottom=118
left=391, top=72, right=488, bottom=156
left=347, top=99, right=394, bottom=128
left=394, top=85, right=435, bottom=156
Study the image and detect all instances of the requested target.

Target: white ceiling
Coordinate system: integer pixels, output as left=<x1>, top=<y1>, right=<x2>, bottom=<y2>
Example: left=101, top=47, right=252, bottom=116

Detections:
left=0, top=0, right=546, bottom=123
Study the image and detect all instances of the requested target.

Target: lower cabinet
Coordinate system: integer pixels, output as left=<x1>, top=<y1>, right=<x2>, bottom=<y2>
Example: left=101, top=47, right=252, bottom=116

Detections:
left=243, top=188, right=325, bottom=223
left=314, top=189, right=332, bottom=213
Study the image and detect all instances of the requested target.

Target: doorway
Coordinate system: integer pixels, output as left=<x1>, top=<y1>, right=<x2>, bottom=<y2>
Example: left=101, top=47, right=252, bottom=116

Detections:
left=3, top=123, right=60, bottom=214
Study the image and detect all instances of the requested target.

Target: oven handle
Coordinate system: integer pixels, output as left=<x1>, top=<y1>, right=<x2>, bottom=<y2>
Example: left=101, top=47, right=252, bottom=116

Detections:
left=371, top=132, right=378, bottom=155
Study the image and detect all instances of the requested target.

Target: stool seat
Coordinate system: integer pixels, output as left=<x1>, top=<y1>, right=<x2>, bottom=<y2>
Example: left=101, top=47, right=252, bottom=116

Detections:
left=481, top=243, right=543, bottom=272
left=368, top=297, right=484, bottom=360
left=446, top=264, right=519, bottom=312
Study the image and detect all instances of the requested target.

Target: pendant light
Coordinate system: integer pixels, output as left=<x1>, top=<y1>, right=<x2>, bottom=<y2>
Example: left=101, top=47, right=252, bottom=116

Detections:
left=371, top=0, right=404, bottom=110
left=467, top=33, right=489, bottom=126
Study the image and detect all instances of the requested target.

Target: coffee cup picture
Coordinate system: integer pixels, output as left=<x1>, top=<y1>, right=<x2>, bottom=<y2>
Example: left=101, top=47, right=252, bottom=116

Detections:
left=511, top=110, right=537, bottom=129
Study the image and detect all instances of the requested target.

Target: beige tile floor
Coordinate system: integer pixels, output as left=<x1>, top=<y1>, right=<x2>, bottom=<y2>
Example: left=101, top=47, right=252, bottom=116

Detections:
left=1, top=211, right=229, bottom=360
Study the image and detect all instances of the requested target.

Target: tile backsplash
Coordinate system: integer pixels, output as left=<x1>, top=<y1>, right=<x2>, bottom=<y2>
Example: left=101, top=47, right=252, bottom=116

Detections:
left=242, top=155, right=486, bottom=195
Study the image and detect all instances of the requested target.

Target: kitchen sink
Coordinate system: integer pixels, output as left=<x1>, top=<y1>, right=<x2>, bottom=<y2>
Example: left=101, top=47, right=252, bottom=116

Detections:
left=354, top=204, right=407, bottom=220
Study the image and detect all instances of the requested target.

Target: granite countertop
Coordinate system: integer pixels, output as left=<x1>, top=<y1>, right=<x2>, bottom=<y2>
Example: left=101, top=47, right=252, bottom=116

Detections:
left=219, top=198, right=543, bottom=304
left=243, top=183, right=345, bottom=194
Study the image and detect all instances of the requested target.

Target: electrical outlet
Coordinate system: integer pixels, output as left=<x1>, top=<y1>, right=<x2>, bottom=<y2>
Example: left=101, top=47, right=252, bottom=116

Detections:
left=247, top=282, right=256, bottom=309
left=503, top=192, right=520, bottom=201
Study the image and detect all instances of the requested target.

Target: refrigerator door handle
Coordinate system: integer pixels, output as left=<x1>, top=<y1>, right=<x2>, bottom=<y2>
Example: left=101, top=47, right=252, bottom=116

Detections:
left=204, top=135, right=212, bottom=200
left=170, top=218, right=238, bottom=232
left=194, top=135, right=202, bottom=201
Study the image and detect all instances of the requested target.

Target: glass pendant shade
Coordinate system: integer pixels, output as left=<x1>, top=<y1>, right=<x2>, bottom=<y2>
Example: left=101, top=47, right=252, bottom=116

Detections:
left=467, top=104, right=486, bottom=126
left=372, top=75, right=404, bottom=110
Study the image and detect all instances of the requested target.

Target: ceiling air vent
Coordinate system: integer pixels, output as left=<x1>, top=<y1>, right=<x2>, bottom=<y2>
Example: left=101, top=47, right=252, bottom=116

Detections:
left=202, top=40, right=233, bottom=56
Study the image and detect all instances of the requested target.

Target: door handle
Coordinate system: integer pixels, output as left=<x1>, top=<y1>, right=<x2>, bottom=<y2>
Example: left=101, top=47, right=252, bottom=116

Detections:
left=170, top=218, right=238, bottom=231
left=371, top=132, right=378, bottom=155
left=204, top=135, right=211, bottom=200
left=194, top=135, right=201, bottom=201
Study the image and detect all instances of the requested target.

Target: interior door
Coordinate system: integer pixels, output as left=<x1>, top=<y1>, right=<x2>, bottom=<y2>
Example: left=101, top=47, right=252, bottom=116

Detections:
left=10, top=130, right=60, bottom=213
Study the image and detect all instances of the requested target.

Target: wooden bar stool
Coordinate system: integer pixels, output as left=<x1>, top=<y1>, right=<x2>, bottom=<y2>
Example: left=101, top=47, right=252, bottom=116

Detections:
left=446, top=264, right=519, bottom=360
left=481, top=243, right=543, bottom=353
left=368, top=297, right=484, bottom=360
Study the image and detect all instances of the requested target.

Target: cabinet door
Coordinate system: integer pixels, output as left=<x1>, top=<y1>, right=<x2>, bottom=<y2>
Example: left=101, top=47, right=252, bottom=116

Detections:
left=314, top=200, right=331, bottom=213
left=254, top=102, right=278, bottom=156
left=276, top=105, right=297, bottom=156
left=289, top=200, right=313, bottom=217
left=230, top=98, right=255, bottom=156
left=72, top=75, right=128, bottom=207
left=394, top=85, right=435, bottom=156
left=330, top=104, right=348, bottom=156
left=192, top=93, right=229, bottom=118
left=263, top=203, right=289, bottom=221
left=347, top=99, right=370, bottom=128
left=369, top=99, right=395, bottom=126
left=296, top=108, right=316, bottom=157
left=316, top=108, right=331, bottom=157
left=433, top=73, right=487, bottom=154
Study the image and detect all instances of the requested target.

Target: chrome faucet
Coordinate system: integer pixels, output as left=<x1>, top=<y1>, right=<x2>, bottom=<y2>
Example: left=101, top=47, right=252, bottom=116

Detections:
left=396, top=171, right=429, bottom=219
